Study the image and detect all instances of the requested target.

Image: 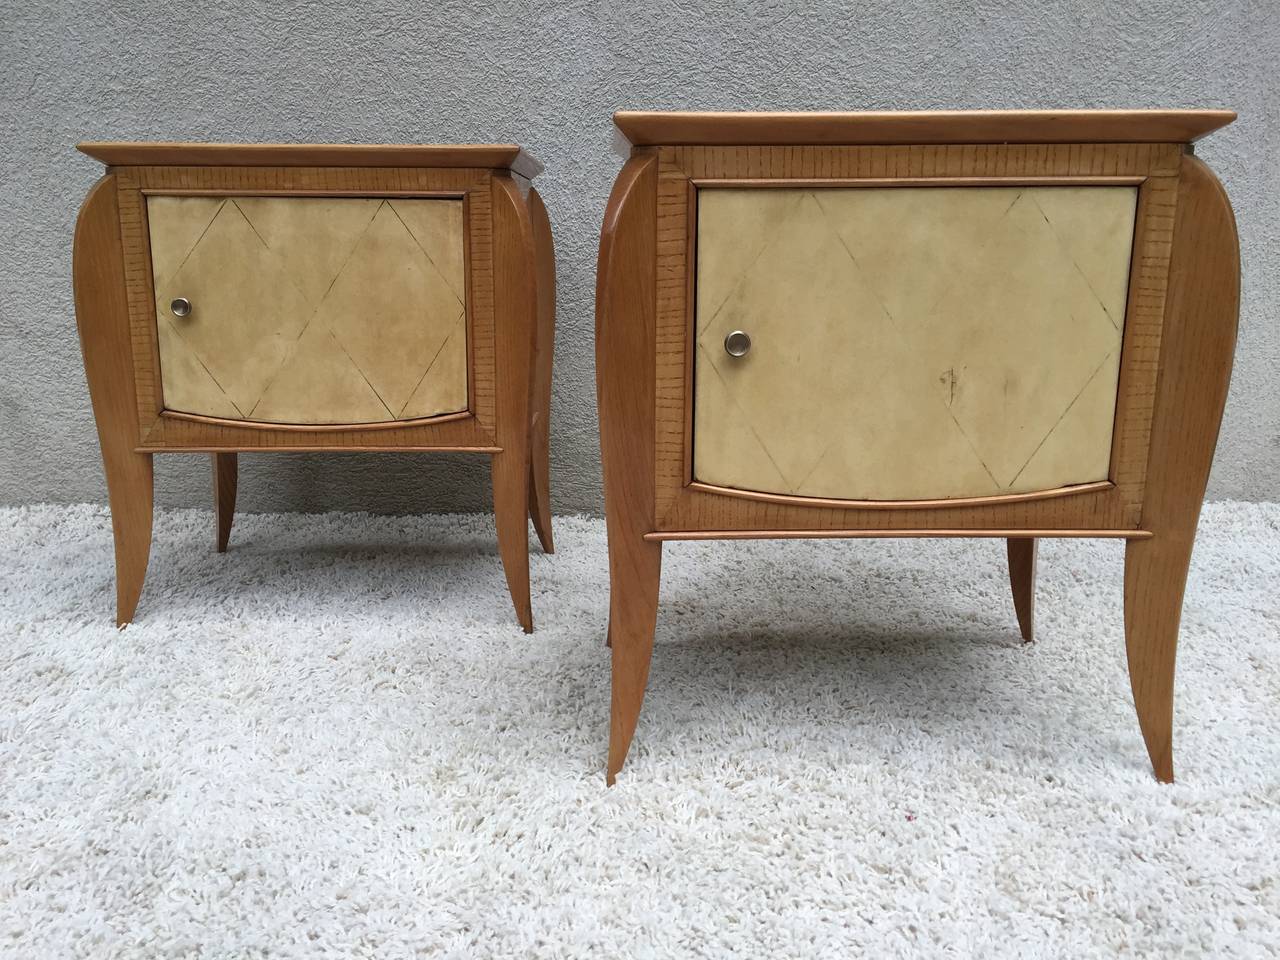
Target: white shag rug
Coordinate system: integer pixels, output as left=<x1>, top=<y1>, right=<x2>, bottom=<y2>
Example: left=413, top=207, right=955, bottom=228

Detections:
left=1, top=501, right=1277, bottom=959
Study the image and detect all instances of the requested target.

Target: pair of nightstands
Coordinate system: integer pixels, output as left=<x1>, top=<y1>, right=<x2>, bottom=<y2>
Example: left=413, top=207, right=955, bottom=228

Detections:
left=73, top=109, right=1240, bottom=783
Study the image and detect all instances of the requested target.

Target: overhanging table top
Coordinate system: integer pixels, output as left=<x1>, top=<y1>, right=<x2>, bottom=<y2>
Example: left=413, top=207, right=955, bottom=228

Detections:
left=613, top=109, right=1236, bottom=147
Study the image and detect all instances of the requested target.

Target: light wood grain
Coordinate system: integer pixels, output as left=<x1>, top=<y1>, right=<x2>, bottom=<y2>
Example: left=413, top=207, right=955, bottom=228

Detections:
left=614, top=110, right=1235, bottom=146
left=1006, top=538, right=1037, bottom=642
left=491, top=174, right=537, bottom=633
left=596, top=154, right=663, bottom=784
left=79, top=142, right=543, bottom=178
left=527, top=187, right=556, bottom=554
left=73, top=176, right=154, bottom=626
left=213, top=453, right=237, bottom=552
left=1124, top=154, right=1239, bottom=783
left=654, top=143, right=1181, bottom=534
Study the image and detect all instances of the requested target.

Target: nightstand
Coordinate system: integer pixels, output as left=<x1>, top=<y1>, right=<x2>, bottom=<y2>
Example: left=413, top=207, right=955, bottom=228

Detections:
left=595, top=110, right=1239, bottom=782
left=73, top=142, right=555, bottom=631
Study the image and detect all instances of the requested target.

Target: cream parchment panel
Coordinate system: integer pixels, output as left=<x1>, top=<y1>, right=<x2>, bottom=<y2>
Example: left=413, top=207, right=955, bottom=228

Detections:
left=693, top=185, right=1138, bottom=500
left=147, top=195, right=468, bottom=424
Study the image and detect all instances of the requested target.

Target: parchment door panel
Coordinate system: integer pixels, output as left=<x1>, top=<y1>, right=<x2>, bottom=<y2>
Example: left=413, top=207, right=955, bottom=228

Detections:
left=693, top=186, right=1138, bottom=501
left=148, top=195, right=468, bottom=425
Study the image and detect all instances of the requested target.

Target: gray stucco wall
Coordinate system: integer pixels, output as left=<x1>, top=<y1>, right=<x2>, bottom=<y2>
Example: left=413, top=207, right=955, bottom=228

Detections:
left=2, top=1, right=1276, bottom=515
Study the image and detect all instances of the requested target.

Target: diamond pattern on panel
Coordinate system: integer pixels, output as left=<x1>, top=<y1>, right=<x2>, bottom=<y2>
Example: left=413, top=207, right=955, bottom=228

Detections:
left=389, top=199, right=467, bottom=304
left=251, top=323, right=391, bottom=424
left=147, top=196, right=225, bottom=286
left=316, top=203, right=464, bottom=416
left=401, top=317, right=468, bottom=420
left=161, top=201, right=315, bottom=415
left=232, top=197, right=381, bottom=308
left=696, top=190, right=806, bottom=335
left=913, top=191, right=1125, bottom=488
left=696, top=193, right=908, bottom=491
left=154, top=316, right=243, bottom=420
left=693, top=186, right=1137, bottom=500
left=149, top=196, right=468, bottom=425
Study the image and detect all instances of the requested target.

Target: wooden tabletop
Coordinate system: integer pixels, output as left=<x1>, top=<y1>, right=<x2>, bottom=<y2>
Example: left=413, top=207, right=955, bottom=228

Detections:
left=77, top=142, right=544, bottom=179
left=613, top=109, right=1236, bottom=147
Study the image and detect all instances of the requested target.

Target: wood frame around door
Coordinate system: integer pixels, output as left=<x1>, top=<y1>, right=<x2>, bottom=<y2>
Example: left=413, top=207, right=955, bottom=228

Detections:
left=114, top=164, right=502, bottom=453
left=653, top=142, right=1185, bottom=536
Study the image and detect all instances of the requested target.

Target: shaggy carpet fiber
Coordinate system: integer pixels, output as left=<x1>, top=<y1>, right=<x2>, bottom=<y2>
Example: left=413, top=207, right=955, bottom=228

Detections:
left=1, top=502, right=1277, bottom=958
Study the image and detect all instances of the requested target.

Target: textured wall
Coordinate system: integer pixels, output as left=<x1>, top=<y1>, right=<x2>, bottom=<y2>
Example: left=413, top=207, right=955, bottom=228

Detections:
left=2, top=0, right=1276, bottom=515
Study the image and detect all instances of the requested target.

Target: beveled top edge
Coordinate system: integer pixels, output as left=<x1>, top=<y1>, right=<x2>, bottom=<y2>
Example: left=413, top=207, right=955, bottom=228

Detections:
left=76, top=142, right=544, bottom=178
left=612, top=109, right=1237, bottom=146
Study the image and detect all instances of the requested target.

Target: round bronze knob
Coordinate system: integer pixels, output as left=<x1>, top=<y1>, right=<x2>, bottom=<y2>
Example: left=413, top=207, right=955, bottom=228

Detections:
left=724, top=330, right=751, bottom=358
left=171, top=297, right=192, bottom=318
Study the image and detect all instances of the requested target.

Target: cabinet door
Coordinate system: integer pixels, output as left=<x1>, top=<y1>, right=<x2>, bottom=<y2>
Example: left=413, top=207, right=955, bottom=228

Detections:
left=147, top=195, right=467, bottom=425
left=693, top=185, right=1138, bottom=501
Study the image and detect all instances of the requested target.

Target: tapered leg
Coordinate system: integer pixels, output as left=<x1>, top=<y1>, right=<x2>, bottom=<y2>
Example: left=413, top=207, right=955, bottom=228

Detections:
left=528, top=459, right=553, bottom=554
left=105, top=452, right=154, bottom=627
left=213, top=453, right=237, bottom=553
left=527, top=188, right=556, bottom=555
left=1123, top=537, right=1192, bottom=783
left=596, top=154, right=660, bottom=782
left=493, top=450, right=533, bottom=633
left=491, top=175, right=539, bottom=633
left=607, top=538, right=661, bottom=784
left=74, top=176, right=155, bottom=627
left=1116, top=155, right=1239, bottom=782
left=1006, top=537, right=1036, bottom=642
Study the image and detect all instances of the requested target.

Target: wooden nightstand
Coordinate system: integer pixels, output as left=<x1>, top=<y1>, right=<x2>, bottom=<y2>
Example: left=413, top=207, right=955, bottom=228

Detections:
left=595, top=110, right=1240, bottom=783
left=73, top=142, right=556, bottom=632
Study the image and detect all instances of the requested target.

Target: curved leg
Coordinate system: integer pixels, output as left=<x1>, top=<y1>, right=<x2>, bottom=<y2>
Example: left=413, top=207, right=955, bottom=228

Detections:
left=608, top=538, right=661, bottom=784
left=491, top=175, right=538, bottom=633
left=528, top=460, right=553, bottom=554
left=106, top=453, right=153, bottom=627
left=596, top=154, right=660, bottom=782
left=493, top=451, right=533, bottom=633
left=527, top=188, right=556, bottom=555
left=1124, top=538, right=1189, bottom=783
left=74, top=176, right=154, bottom=627
left=1120, top=154, right=1239, bottom=782
left=1006, top=537, right=1036, bottom=642
left=213, top=453, right=237, bottom=553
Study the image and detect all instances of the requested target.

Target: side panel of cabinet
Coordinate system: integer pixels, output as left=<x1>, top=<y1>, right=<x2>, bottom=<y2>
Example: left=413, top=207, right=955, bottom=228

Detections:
left=692, top=185, right=1138, bottom=500
left=148, top=195, right=468, bottom=425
